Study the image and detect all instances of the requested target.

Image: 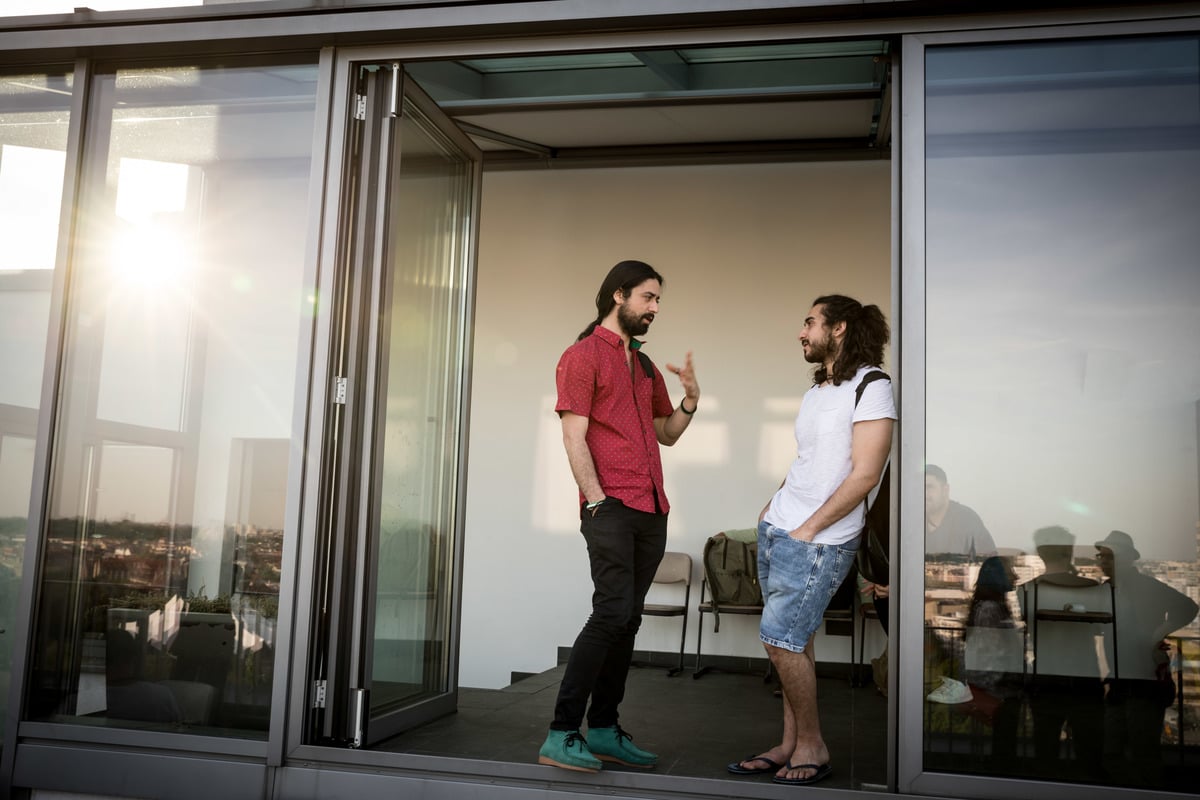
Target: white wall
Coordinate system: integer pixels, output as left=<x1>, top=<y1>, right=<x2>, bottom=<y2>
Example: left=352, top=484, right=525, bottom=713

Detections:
left=460, top=160, right=891, bottom=689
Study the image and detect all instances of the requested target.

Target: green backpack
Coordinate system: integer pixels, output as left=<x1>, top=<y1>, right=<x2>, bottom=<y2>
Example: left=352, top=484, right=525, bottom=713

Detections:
left=701, top=528, right=762, bottom=631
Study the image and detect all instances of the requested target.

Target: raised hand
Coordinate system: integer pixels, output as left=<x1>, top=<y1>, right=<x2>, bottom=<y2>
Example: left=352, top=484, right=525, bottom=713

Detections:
left=665, top=351, right=699, bottom=402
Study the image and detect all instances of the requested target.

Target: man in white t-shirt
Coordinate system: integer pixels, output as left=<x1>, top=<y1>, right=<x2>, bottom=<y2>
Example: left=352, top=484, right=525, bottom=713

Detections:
left=726, top=295, right=895, bottom=787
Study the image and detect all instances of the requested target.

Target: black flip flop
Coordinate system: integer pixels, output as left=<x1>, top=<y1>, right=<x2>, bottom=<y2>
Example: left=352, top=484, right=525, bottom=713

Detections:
left=772, top=762, right=833, bottom=785
left=726, top=755, right=783, bottom=775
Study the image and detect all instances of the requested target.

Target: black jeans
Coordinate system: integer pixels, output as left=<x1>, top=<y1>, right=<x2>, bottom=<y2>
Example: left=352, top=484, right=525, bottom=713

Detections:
left=550, top=499, right=667, bottom=731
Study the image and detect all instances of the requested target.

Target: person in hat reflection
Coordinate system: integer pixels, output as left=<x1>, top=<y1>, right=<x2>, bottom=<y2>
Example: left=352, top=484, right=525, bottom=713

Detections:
left=1095, top=530, right=1197, bottom=787
left=1016, top=526, right=1106, bottom=779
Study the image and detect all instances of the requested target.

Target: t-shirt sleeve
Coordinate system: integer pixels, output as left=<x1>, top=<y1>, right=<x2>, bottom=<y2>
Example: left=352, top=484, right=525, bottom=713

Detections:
left=852, top=376, right=897, bottom=423
left=555, top=344, right=594, bottom=417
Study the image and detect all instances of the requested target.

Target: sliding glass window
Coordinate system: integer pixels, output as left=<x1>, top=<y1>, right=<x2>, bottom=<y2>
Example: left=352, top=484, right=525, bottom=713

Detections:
left=27, top=58, right=318, bottom=738
left=0, top=69, right=73, bottom=738
left=922, top=34, right=1200, bottom=792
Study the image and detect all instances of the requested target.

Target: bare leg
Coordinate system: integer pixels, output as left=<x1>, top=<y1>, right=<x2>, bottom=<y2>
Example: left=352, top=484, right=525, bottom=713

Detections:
left=767, top=640, right=829, bottom=781
left=729, top=643, right=794, bottom=772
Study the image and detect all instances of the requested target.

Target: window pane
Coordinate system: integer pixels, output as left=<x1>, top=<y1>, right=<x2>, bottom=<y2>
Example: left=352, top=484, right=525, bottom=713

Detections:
left=371, top=99, right=471, bottom=716
left=0, top=69, right=73, bottom=739
left=28, top=59, right=317, bottom=738
left=923, top=36, right=1200, bottom=792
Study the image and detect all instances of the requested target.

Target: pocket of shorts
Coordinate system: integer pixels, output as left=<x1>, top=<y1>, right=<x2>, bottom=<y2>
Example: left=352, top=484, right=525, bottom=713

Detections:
left=779, top=531, right=820, bottom=550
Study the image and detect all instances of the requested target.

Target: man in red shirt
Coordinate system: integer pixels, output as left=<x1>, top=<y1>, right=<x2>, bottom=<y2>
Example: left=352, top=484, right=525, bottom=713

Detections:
left=538, top=260, right=700, bottom=773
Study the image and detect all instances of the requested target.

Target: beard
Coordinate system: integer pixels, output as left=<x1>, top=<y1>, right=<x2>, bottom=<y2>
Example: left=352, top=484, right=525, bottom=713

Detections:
left=617, top=303, right=653, bottom=337
left=803, top=336, right=833, bottom=364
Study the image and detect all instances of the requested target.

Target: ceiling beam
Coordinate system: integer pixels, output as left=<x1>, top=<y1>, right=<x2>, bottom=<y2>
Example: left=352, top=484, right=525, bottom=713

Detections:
left=632, top=49, right=689, bottom=91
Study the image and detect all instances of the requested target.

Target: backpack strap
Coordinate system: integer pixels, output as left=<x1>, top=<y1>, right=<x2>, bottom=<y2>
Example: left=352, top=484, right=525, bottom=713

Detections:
left=635, top=350, right=654, bottom=379
left=855, top=369, right=890, bottom=408
left=854, top=369, right=892, bottom=584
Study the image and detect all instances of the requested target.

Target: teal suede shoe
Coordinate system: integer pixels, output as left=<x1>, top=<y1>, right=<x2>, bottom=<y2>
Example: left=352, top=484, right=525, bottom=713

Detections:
left=538, top=730, right=602, bottom=773
left=587, top=725, right=658, bottom=768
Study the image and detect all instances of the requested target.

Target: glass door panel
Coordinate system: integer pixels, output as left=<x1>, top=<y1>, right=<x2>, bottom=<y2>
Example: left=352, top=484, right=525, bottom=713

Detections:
left=309, top=65, right=479, bottom=748
left=921, top=33, right=1200, bottom=792
left=26, top=57, right=319, bottom=738
left=0, top=68, right=74, bottom=739
left=369, top=98, right=472, bottom=721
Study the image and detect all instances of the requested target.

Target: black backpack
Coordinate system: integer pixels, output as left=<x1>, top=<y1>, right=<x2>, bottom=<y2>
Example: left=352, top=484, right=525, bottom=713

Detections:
left=854, top=370, right=891, bottom=585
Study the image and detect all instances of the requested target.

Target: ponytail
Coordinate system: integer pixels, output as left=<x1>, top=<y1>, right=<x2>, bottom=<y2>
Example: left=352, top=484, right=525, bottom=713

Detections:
left=811, top=294, right=890, bottom=385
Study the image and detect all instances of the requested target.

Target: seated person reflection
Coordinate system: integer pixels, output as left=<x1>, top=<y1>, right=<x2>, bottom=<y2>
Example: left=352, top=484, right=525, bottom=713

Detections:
left=884, top=465, right=998, bottom=699
left=105, top=629, right=181, bottom=724
left=863, top=465, right=999, bottom=639
left=1096, top=530, right=1198, bottom=787
left=963, top=556, right=1023, bottom=766
left=924, top=464, right=996, bottom=559
left=1017, top=526, right=1107, bottom=777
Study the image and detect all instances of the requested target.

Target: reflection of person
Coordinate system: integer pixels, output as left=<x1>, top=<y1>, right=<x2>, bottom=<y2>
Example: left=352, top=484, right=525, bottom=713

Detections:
left=964, top=556, right=1023, bottom=766
left=925, top=464, right=996, bottom=559
left=1016, top=526, right=1106, bottom=777
left=728, top=295, right=894, bottom=786
left=1095, top=530, right=1198, bottom=787
left=864, top=462, right=993, bottom=655
left=538, top=260, right=700, bottom=774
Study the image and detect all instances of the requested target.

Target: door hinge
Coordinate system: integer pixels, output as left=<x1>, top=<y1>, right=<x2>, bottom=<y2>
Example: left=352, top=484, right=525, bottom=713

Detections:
left=313, top=679, right=327, bottom=709
left=354, top=94, right=367, bottom=120
left=333, top=376, right=348, bottom=405
left=350, top=688, right=368, bottom=748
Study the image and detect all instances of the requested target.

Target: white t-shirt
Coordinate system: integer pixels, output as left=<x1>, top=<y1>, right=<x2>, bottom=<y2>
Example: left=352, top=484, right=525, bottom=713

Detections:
left=764, top=365, right=896, bottom=545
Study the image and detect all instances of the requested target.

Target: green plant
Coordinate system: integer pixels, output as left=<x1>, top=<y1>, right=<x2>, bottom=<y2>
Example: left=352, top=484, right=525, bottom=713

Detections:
left=107, top=590, right=167, bottom=611
left=185, top=591, right=232, bottom=614
left=243, top=593, right=278, bottom=619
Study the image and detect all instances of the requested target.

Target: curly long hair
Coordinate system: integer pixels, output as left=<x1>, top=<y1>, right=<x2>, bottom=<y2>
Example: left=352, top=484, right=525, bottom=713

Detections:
left=810, top=294, right=889, bottom=386
left=576, top=260, right=664, bottom=341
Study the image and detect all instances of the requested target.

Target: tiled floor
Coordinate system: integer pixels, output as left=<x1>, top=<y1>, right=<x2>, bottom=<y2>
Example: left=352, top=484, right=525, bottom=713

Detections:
left=375, top=659, right=889, bottom=791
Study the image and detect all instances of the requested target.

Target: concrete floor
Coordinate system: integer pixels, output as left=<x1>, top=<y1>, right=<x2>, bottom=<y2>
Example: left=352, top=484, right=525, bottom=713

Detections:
left=375, top=657, right=889, bottom=791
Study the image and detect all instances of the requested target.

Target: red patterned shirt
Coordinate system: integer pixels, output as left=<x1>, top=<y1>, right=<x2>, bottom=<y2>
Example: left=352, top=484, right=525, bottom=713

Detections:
left=555, top=326, right=675, bottom=514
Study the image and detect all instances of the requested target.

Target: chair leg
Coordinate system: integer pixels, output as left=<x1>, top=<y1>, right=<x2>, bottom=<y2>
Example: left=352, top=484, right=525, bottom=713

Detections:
left=848, top=614, right=856, bottom=687
left=856, top=613, right=866, bottom=688
left=668, top=611, right=688, bottom=677
left=692, top=614, right=708, bottom=679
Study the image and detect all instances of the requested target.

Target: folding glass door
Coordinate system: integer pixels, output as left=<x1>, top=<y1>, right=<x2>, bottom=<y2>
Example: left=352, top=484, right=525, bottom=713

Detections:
left=308, top=63, right=480, bottom=748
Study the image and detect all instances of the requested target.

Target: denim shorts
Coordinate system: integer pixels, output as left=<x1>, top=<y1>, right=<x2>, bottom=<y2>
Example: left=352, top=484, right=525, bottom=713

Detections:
left=757, top=519, right=856, bottom=653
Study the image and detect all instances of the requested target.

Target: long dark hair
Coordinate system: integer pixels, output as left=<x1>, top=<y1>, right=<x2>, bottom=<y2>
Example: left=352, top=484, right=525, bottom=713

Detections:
left=967, top=556, right=1015, bottom=627
left=810, top=294, right=889, bottom=385
left=576, top=260, right=664, bottom=341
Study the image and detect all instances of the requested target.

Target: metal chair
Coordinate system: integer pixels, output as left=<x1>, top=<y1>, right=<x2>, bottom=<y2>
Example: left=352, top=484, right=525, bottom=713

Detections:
left=639, top=551, right=693, bottom=677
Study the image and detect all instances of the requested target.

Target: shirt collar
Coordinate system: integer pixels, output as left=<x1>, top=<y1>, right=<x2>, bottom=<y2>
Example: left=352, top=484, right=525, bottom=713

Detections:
left=592, top=325, right=643, bottom=351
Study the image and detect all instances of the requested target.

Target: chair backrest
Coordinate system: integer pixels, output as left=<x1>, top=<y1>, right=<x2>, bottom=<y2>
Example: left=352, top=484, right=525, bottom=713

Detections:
left=654, top=551, right=692, bottom=586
